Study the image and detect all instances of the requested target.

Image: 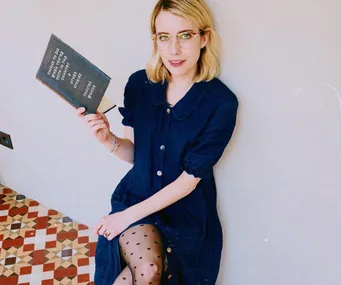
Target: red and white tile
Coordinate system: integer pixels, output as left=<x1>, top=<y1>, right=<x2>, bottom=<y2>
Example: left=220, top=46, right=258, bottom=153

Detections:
left=0, top=185, right=97, bottom=285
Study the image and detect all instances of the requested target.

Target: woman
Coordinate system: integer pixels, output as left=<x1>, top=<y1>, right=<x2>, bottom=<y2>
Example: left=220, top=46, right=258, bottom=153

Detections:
left=77, top=0, right=239, bottom=284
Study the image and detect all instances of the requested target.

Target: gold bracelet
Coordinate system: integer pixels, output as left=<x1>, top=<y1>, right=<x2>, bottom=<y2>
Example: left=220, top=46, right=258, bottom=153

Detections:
left=110, top=135, right=120, bottom=154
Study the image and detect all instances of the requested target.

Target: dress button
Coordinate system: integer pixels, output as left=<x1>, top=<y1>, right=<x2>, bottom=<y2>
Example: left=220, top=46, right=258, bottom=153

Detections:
left=160, top=145, right=165, bottom=151
left=168, top=274, right=172, bottom=279
left=157, top=170, right=163, bottom=176
left=167, top=108, right=171, bottom=114
left=167, top=247, right=172, bottom=253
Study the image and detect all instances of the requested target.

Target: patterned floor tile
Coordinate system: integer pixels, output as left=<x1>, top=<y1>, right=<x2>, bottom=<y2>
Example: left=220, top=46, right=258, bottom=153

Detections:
left=0, top=185, right=97, bottom=285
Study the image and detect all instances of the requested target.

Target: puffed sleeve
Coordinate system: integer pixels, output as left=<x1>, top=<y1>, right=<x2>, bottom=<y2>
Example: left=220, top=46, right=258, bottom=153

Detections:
left=182, top=98, right=239, bottom=178
left=118, top=73, right=137, bottom=127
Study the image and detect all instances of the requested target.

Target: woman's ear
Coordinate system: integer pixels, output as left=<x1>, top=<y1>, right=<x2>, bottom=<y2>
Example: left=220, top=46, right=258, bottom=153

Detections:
left=200, top=30, right=210, bottom=49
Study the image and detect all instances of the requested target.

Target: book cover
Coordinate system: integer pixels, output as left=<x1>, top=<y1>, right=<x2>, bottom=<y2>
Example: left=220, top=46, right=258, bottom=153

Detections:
left=36, top=34, right=115, bottom=114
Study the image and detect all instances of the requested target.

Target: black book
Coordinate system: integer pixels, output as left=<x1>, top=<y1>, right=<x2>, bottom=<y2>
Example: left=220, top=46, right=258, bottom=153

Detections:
left=36, top=34, right=115, bottom=115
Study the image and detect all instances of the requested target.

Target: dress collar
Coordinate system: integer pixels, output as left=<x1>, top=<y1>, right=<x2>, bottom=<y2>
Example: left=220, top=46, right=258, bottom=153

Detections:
left=151, top=80, right=206, bottom=120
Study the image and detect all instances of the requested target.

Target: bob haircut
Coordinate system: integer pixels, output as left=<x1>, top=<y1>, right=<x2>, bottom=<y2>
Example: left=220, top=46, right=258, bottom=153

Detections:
left=146, top=0, right=220, bottom=83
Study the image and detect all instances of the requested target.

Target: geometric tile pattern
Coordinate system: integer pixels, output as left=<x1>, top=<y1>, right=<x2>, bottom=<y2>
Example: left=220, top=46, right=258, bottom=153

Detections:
left=0, top=185, right=97, bottom=285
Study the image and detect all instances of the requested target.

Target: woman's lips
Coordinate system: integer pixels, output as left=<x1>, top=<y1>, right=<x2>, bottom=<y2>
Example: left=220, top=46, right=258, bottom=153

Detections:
left=168, top=60, right=186, bottom=67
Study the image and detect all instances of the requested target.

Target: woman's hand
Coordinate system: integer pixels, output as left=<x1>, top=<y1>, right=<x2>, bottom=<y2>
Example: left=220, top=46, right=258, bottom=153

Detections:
left=94, top=211, right=133, bottom=241
left=77, top=107, right=113, bottom=145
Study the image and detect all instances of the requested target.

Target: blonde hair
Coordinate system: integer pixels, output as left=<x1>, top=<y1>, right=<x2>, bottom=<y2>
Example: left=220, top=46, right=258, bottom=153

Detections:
left=146, top=0, right=220, bottom=83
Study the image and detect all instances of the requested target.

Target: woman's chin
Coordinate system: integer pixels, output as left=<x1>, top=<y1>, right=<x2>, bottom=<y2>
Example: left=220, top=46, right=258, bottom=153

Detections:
left=166, top=65, right=190, bottom=77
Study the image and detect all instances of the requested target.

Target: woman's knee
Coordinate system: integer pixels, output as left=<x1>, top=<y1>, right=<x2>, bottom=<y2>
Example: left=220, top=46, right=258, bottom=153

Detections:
left=139, top=261, right=160, bottom=283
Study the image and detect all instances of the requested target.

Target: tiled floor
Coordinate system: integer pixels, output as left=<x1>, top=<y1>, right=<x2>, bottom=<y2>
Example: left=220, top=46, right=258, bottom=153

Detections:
left=0, top=184, right=98, bottom=285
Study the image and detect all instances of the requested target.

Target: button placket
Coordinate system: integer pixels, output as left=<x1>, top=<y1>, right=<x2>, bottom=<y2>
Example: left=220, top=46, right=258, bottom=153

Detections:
left=166, top=246, right=172, bottom=280
left=157, top=106, right=171, bottom=180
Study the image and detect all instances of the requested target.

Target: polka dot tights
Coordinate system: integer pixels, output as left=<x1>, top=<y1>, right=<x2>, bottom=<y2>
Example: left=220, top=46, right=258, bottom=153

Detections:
left=113, top=224, right=165, bottom=285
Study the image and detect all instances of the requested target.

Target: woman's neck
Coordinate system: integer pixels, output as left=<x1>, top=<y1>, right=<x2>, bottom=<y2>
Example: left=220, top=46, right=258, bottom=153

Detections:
left=166, top=71, right=197, bottom=106
left=170, top=76, right=193, bottom=89
left=169, top=66, right=197, bottom=89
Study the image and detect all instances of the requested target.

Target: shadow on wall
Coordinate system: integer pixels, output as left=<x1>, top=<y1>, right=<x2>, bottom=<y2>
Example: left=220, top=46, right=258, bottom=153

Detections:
left=0, top=172, right=5, bottom=186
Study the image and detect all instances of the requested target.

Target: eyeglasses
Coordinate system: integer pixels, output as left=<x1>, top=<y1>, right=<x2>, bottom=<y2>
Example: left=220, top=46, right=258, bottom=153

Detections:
left=152, top=30, right=203, bottom=50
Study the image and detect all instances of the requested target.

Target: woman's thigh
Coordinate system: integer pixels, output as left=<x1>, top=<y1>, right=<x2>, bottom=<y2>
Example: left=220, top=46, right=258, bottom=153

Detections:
left=118, top=224, right=165, bottom=284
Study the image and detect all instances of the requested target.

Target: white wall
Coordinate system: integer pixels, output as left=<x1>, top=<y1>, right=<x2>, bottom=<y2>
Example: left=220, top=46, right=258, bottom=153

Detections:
left=1, top=1, right=341, bottom=284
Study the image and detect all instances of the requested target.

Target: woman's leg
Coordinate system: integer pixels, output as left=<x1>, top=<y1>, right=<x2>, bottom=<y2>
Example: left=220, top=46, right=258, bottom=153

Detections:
left=113, top=266, right=132, bottom=285
left=117, top=224, right=165, bottom=285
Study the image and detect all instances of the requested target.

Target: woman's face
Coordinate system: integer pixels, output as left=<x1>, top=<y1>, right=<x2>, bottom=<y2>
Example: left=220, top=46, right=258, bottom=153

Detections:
left=154, top=10, right=208, bottom=79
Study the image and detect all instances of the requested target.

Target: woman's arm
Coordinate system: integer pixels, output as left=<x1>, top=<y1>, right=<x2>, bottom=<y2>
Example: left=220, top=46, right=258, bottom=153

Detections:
left=103, top=126, right=135, bottom=164
left=95, top=171, right=201, bottom=240
left=125, top=171, right=201, bottom=222
left=78, top=108, right=135, bottom=164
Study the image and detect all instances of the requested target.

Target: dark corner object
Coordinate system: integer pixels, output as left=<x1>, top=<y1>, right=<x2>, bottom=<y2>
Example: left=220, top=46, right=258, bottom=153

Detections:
left=0, top=131, right=13, bottom=150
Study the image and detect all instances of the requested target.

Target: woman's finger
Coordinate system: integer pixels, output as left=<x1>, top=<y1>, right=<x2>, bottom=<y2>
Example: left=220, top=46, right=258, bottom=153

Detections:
left=94, top=221, right=103, bottom=236
left=84, top=114, right=101, bottom=123
left=77, top=107, right=86, bottom=117
left=91, top=123, right=108, bottom=133
left=106, top=231, right=115, bottom=241
left=98, top=112, right=110, bottom=126
left=88, top=119, right=106, bottom=128
left=98, top=224, right=107, bottom=236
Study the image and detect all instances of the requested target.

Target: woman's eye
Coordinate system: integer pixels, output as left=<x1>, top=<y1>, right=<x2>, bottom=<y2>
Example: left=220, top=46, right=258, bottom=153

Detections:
left=159, top=35, right=170, bottom=41
left=179, top=33, right=191, bottom=39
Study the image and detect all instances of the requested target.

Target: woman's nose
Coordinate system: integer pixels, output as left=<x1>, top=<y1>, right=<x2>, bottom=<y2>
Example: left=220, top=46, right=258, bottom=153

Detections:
left=168, top=37, right=181, bottom=55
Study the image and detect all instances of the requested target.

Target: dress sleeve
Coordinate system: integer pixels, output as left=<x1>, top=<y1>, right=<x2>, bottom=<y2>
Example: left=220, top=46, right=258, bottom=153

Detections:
left=182, top=98, right=239, bottom=178
left=118, top=73, right=137, bottom=128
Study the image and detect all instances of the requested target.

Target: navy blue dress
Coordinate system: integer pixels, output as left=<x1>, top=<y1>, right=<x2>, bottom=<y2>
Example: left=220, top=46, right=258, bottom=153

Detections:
left=94, top=69, right=239, bottom=285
